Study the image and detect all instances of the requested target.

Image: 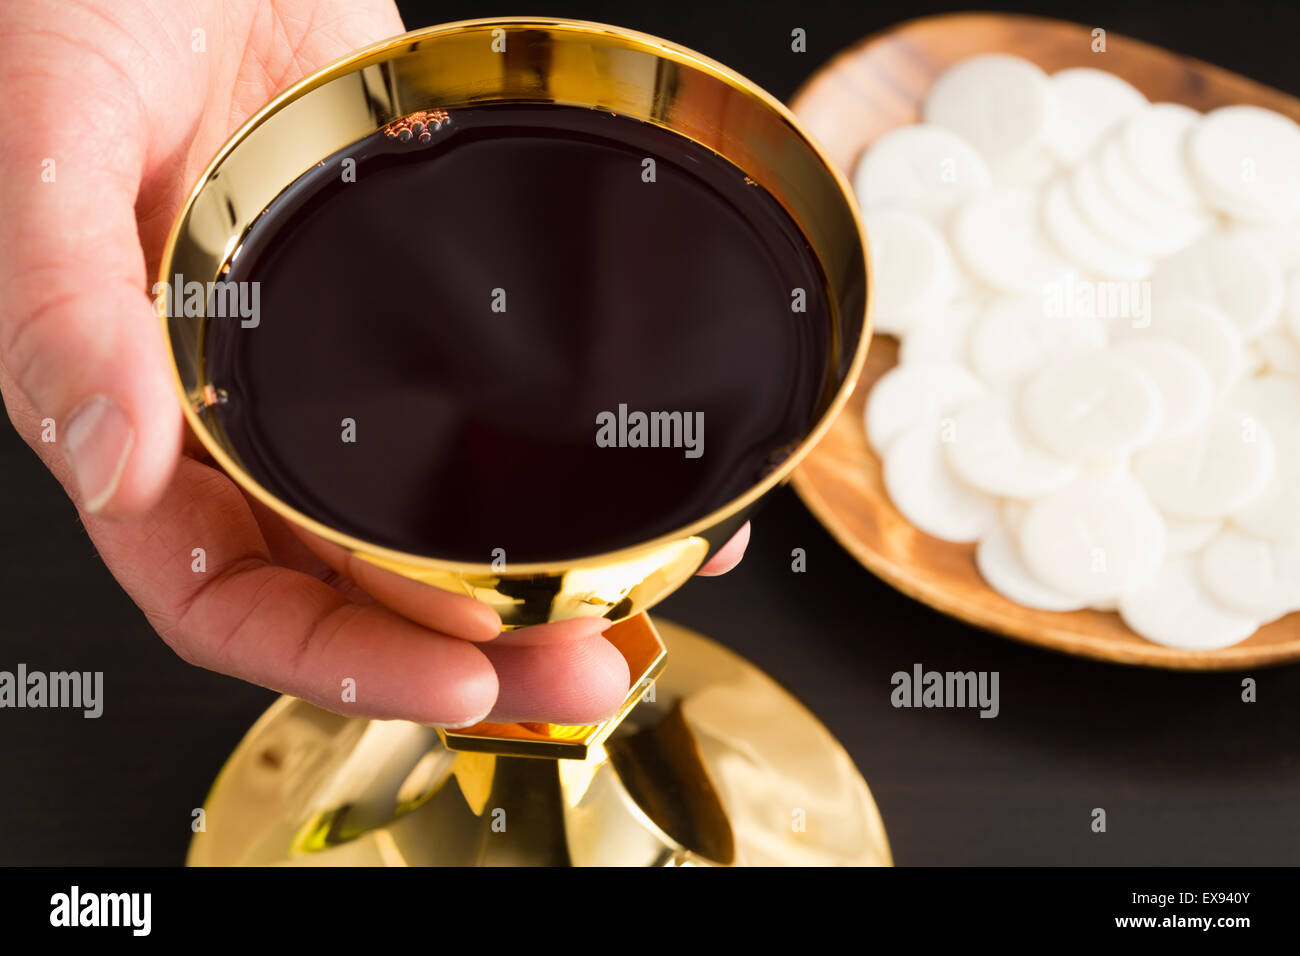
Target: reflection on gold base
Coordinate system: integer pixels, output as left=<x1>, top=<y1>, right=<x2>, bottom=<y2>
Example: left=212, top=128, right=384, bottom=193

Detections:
left=187, top=619, right=891, bottom=866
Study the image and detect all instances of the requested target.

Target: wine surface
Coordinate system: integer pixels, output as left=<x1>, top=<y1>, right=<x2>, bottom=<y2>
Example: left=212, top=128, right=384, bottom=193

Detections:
left=205, top=103, right=831, bottom=561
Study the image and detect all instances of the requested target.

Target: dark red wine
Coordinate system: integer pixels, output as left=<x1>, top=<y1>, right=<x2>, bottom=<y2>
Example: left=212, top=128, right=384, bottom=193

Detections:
left=204, top=104, right=831, bottom=561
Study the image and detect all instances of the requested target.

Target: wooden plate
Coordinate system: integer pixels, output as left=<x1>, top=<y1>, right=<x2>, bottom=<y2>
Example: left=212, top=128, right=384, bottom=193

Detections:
left=789, top=12, right=1300, bottom=669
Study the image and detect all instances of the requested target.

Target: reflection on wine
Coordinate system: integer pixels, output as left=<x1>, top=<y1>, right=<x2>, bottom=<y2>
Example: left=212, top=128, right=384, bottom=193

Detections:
left=203, top=104, right=833, bottom=562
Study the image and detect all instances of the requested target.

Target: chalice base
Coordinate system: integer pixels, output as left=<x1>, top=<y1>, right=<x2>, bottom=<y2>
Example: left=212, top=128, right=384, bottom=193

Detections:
left=187, top=619, right=891, bottom=866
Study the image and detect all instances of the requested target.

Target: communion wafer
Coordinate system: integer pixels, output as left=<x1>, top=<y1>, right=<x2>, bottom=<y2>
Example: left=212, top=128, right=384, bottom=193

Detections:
left=966, top=295, right=1106, bottom=387
left=977, top=521, right=1089, bottom=612
left=853, top=124, right=993, bottom=223
left=864, top=206, right=958, bottom=335
left=1042, top=178, right=1153, bottom=280
left=1019, top=353, right=1163, bottom=462
left=1229, top=373, right=1300, bottom=428
left=950, top=187, right=1073, bottom=295
left=1098, top=139, right=1211, bottom=247
left=1070, top=159, right=1173, bottom=257
left=1226, top=376, right=1300, bottom=541
left=1120, top=103, right=1207, bottom=209
left=883, top=426, right=998, bottom=543
left=923, top=54, right=1057, bottom=176
left=1000, top=498, right=1028, bottom=536
left=1018, top=476, right=1166, bottom=602
left=1118, top=555, right=1260, bottom=651
left=1232, top=419, right=1300, bottom=545
left=1287, top=271, right=1300, bottom=343
left=1163, top=515, right=1222, bottom=555
left=1188, top=105, right=1300, bottom=223
left=1244, top=343, right=1269, bottom=377
left=1253, top=328, right=1300, bottom=379
left=1151, top=233, right=1285, bottom=341
left=898, top=299, right=982, bottom=367
left=993, top=148, right=1060, bottom=187
left=865, top=361, right=985, bottom=454
left=1083, top=457, right=1131, bottom=484
left=1132, top=409, right=1275, bottom=519
left=1046, top=67, right=1147, bottom=168
left=1231, top=222, right=1300, bottom=273
left=944, top=393, right=1080, bottom=498
left=1198, top=527, right=1300, bottom=621
left=1111, top=296, right=1245, bottom=396
left=1110, top=340, right=1213, bottom=441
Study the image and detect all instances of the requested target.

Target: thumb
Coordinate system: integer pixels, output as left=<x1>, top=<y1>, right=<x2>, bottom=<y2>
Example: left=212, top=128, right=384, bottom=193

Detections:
left=0, top=76, right=181, bottom=515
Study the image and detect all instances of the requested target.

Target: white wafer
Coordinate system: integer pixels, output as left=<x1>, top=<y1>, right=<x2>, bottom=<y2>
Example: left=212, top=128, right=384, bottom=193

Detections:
left=994, top=148, right=1061, bottom=187
left=945, top=393, right=1080, bottom=498
left=1018, top=476, right=1166, bottom=602
left=1244, top=343, right=1269, bottom=377
left=977, top=521, right=1088, bottom=611
left=966, top=295, right=1105, bottom=387
left=1229, top=373, right=1300, bottom=428
left=1118, top=556, right=1260, bottom=650
left=1111, top=296, right=1245, bottom=396
left=1041, top=178, right=1153, bottom=280
left=1110, top=340, right=1213, bottom=441
left=923, top=54, right=1057, bottom=176
left=865, top=361, right=985, bottom=453
left=1120, top=103, right=1207, bottom=209
left=1233, top=411, right=1300, bottom=545
left=1232, top=390, right=1300, bottom=546
left=1151, top=233, right=1284, bottom=341
left=1254, top=328, right=1300, bottom=379
left=1188, top=105, right=1300, bottom=223
left=1231, top=223, right=1300, bottom=273
left=951, top=187, right=1073, bottom=295
left=1084, top=457, right=1131, bottom=484
left=853, top=124, right=993, bottom=223
left=1287, top=271, right=1300, bottom=344
left=1229, top=378, right=1300, bottom=533
left=1133, top=409, right=1275, bottom=519
left=1165, top=515, right=1222, bottom=554
left=1198, top=527, right=1300, bottom=621
left=1046, top=68, right=1147, bottom=168
left=1019, top=353, right=1163, bottom=461
left=898, top=299, right=982, bottom=367
left=883, top=427, right=998, bottom=543
left=1071, top=159, right=1175, bottom=257
left=1000, top=498, right=1028, bottom=536
left=863, top=207, right=958, bottom=335
left=1099, top=139, right=1211, bottom=248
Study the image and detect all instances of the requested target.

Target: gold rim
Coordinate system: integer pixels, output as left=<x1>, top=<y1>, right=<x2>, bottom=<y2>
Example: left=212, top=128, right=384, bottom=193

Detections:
left=159, top=16, right=873, bottom=575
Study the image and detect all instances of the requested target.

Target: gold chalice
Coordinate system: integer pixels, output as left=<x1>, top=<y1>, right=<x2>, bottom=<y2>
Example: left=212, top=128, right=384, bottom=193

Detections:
left=164, top=17, right=887, bottom=866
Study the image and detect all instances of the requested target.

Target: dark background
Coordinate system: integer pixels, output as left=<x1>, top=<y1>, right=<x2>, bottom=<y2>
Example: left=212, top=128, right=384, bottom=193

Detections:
left=2, top=0, right=1299, bottom=866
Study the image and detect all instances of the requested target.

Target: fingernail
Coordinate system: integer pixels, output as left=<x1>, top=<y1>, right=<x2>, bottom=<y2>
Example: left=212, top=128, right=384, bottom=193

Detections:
left=432, top=709, right=492, bottom=730
left=62, top=396, right=134, bottom=513
left=489, top=616, right=614, bottom=646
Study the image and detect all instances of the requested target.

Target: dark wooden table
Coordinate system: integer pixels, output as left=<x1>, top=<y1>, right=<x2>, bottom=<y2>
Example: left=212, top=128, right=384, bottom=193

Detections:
left=2, top=0, right=1298, bottom=866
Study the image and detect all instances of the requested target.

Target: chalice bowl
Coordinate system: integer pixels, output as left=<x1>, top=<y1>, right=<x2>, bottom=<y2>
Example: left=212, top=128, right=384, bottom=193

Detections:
left=164, top=17, right=888, bottom=866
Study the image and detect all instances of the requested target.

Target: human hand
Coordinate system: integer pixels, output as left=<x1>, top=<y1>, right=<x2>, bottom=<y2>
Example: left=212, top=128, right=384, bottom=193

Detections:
left=0, top=0, right=749, bottom=727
